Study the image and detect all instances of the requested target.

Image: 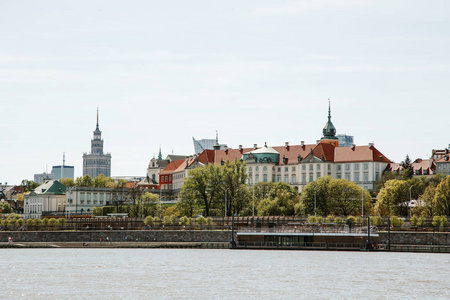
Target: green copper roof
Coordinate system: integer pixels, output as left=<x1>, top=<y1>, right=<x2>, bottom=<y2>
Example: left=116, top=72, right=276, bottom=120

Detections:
left=322, top=101, right=338, bottom=140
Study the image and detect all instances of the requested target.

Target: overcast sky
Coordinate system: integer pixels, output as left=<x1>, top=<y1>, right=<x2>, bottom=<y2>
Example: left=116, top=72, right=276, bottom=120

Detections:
left=1, top=0, right=449, bottom=185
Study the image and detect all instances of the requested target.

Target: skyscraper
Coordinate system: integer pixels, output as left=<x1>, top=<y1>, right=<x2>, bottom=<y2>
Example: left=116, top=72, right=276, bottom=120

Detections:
left=82, top=109, right=111, bottom=178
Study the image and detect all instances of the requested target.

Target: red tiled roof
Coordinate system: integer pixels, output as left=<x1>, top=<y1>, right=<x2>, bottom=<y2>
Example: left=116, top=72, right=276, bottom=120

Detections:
left=160, top=160, right=185, bottom=174
left=334, top=145, right=391, bottom=163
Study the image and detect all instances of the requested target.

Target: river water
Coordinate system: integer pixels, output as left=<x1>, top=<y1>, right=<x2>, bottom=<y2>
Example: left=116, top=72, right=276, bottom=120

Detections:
left=1, top=249, right=448, bottom=299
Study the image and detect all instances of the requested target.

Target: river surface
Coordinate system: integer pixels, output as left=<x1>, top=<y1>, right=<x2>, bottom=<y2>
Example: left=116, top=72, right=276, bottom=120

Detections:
left=1, top=249, right=449, bottom=299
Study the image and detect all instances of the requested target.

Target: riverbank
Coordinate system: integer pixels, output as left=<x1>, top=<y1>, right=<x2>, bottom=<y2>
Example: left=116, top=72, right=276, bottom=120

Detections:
left=0, top=241, right=231, bottom=249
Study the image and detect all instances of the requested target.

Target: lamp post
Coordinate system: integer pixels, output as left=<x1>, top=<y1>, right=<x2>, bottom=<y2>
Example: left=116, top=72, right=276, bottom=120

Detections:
left=225, top=188, right=230, bottom=217
left=361, top=187, right=364, bottom=217
left=314, top=185, right=317, bottom=217
left=409, top=185, right=413, bottom=218
left=252, top=187, right=255, bottom=218
left=159, top=185, right=162, bottom=218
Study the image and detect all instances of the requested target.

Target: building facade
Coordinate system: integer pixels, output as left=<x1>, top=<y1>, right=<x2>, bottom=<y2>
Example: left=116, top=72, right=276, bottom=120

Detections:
left=65, top=186, right=113, bottom=215
left=34, top=172, right=54, bottom=184
left=83, top=109, right=112, bottom=178
left=24, top=180, right=66, bottom=219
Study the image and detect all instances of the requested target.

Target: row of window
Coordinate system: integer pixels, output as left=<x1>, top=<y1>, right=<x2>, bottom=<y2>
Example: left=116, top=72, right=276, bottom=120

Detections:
left=161, top=175, right=172, bottom=183
left=80, top=200, right=105, bottom=205
left=79, top=193, right=110, bottom=201
left=249, top=163, right=377, bottom=173
left=437, top=163, right=450, bottom=169
left=248, top=172, right=380, bottom=184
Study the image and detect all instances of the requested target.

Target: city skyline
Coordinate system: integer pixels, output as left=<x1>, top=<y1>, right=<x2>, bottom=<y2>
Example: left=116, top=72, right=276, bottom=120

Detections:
left=1, top=1, right=449, bottom=184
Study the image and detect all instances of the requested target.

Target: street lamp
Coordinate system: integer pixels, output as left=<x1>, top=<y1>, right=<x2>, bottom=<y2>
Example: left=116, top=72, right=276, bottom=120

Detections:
left=225, top=188, right=230, bottom=217
left=361, top=187, right=364, bottom=217
left=252, top=188, right=255, bottom=217
left=409, top=185, right=413, bottom=218
left=314, top=185, right=317, bottom=217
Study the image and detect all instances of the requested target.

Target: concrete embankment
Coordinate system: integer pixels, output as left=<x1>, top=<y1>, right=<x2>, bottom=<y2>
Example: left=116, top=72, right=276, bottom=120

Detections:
left=0, top=241, right=231, bottom=249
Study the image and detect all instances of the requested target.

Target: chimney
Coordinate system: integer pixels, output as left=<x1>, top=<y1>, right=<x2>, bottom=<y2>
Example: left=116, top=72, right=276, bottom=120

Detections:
left=285, top=142, right=289, bottom=148
left=351, top=144, right=356, bottom=150
left=369, top=142, right=374, bottom=148
left=239, top=145, right=243, bottom=151
left=224, top=145, right=228, bottom=151
left=253, top=144, right=257, bottom=150
left=301, top=141, right=304, bottom=147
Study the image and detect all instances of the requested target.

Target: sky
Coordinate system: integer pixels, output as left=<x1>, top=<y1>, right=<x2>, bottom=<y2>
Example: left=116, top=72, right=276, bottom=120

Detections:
left=1, top=0, right=449, bottom=185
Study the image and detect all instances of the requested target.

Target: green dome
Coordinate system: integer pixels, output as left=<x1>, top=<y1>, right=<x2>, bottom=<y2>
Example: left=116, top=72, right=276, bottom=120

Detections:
left=322, top=102, right=338, bottom=140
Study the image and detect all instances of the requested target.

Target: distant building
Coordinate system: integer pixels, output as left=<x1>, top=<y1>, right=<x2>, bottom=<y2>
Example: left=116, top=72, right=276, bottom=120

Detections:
left=337, top=134, right=354, bottom=147
left=34, top=172, right=54, bottom=184
left=52, top=153, right=74, bottom=180
left=83, top=109, right=112, bottom=178
left=388, top=159, right=436, bottom=176
left=65, top=186, right=113, bottom=216
left=193, top=134, right=227, bottom=154
left=147, top=147, right=187, bottom=186
left=24, top=180, right=66, bottom=219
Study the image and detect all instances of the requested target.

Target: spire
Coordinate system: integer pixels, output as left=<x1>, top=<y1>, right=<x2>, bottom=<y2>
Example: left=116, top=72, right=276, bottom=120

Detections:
left=158, top=146, right=162, bottom=160
left=96, top=107, right=99, bottom=130
left=322, top=99, right=338, bottom=140
left=328, top=98, right=331, bottom=121
left=215, top=130, right=219, bottom=146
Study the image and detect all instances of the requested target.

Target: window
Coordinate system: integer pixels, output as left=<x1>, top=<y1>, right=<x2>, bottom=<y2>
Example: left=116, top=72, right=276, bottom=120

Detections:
left=263, top=166, right=267, bottom=171
left=316, top=173, right=320, bottom=179
left=345, top=174, right=350, bottom=180
left=354, top=164, right=359, bottom=170
left=309, top=165, right=313, bottom=170
left=256, top=167, right=259, bottom=171
left=284, top=176, right=289, bottom=183
left=444, top=164, right=448, bottom=170
left=152, top=174, right=156, bottom=181
left=317, top=164, right=320, bottom=170
left=364, top=163, right=369, bottom=170
left=355, top=173, right=360, bottom=182
left=337, top=165, right=341, bottom=171
left=336, top=174, right=341, bottom=179
left=255, top=175, right=259, bottom=183
left=278, top=167, right=281, bottom=172
left=364, top=173, right=369, bottom=182
left=292, top=176, right=296, bottom=183
left=375, top=173, right=379, bottom=180
left=302, top=165, right=306, bottom=170
left=263, top=174, right=268, bottom=182
left=249, top=177, right=253, bottom=185
left=345, top=164, right=350, bottom=170
left=277, top=176, right=281, bottom=182
left=302, top=174, right=306, bottom=183
left=272, top=166, right=275, bottom=171
left=292, top=166, right=296, bottom=171
left=328, top=164, right=331, bottom=170
left=285, top=167, right=288, bottom=172
left=309, top=174, right=314, bottom=182
left=249, top=167, right=252, bottom=171
left=272, top=175, right=276, bottom=182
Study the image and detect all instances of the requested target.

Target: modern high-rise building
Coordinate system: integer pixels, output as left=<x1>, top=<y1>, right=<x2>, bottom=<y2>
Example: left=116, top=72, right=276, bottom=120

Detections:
left=52, top=153, right=74, bottom=180
left=337, top=134, right=354, bottom=147
left=193, top=133, right=227, bottom=154
left=83, top=109, right=111, bottom=178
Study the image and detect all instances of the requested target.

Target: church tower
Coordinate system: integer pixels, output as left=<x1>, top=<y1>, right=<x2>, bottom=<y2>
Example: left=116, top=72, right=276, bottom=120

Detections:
left=83, top=109, right=112, bottom=178
left=320, top=100, right=339, bottom=147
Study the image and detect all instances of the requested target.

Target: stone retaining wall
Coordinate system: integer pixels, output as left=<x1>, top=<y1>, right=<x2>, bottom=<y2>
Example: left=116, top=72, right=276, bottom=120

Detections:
left=378, top=231, right=450, bottom=246
left=0, top=230, right=231, bottom=243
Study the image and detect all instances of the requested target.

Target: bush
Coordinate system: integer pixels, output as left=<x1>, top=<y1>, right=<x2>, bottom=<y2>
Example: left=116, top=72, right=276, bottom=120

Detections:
left=42, top=218, right=49, bottom=226
left=92, top=207, right=103, bottom=217
left=26, top=219, right=33, bottom=227
left=441, top=216, right=448, bottom=227
left=206, top=217, right=213, bottom=226
left=371, top=216, right=383, bottom=226
left=170, top=215, right=177, bottom=225
left=144, top=216, right=154, bottom=226
left=307, top=216, right=317, bottom=223
left=346, top=216, right=356, bottom=225
left=49, top=218, right=57, bottom=227
left=2, top=219, right=10, bottom=228
left=58, top=218, right=66, bottom=227
left=335, top=217, right=344, bottom=225
left=163, top=216, right=171, bottom=226
left=33, top=219, right=43, bottom=226
left=17, top=219, right=25, bottom=227
left=316, top=217, right=324, bottom=224
left=390, top=216, right=403, bottom=227
left=187, top=218, right=194, bottom=226
left=326, top=215, right=335, bottom=223
left=417, top=216, right=426, bottom=226
left=411, top=215, right=419, bottom=226
left=179, top=216, right=188, bottom=226
left=196, top=216, right=206, bottom=226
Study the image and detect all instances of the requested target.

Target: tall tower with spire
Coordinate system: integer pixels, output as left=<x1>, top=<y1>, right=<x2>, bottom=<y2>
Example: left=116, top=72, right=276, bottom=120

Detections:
left=320, top=100, right=339, bottom=147
left=83, top=109, right=112, bottom=178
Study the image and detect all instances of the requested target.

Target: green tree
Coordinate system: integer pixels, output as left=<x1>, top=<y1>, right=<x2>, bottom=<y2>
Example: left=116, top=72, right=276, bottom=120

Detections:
left=300, top=176, right=333, bottom=216
left=58, top=218, right=66, bottom=228
left=433, top=176, right=450, bottom=216
left=59, top=178, right=75, bottom=187
left=21, top=180, right=39, bottom=192
left=179, top=216, right=189, bottom=226
left=49, top=218, right=57, bottom=228
left=400, top=155, right=413, bottom=180
left=76, top=175, right=94, bottom=187
left=390, top=216, right=403, bottom=227
left=180, top=163, right=223, bottom=217
left=0, top=202, right=12, bottom=214
left=33, top=218, right=43, bottom=228
left=221, top=159, right=249, bottom=216
left=144, top=216, right=154, bottom=226
left=2, top=219, right=10, bottom=229
left=26, top=218, right=33, bottom=228
left=94, top=174, right=115, bottom=188
left=196, top=216, right=206, bottom=226
left=377, top=179, right=410, bottom=216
